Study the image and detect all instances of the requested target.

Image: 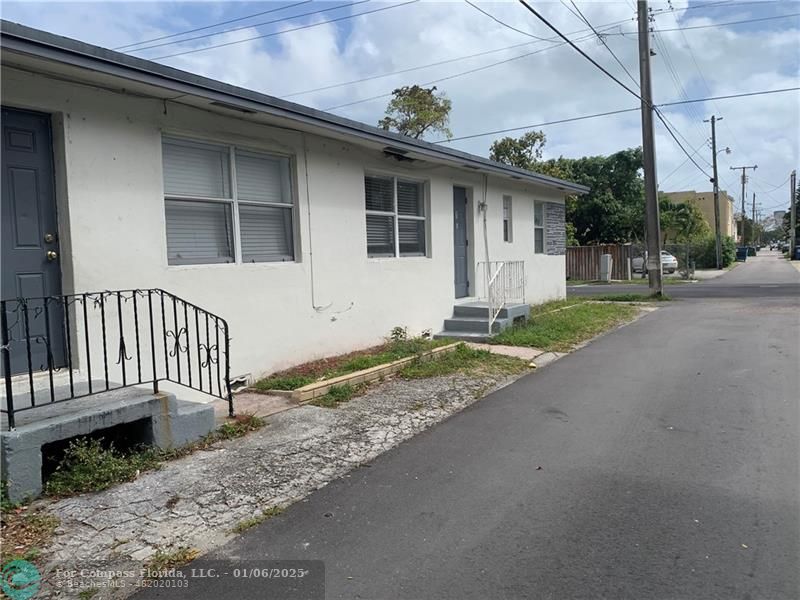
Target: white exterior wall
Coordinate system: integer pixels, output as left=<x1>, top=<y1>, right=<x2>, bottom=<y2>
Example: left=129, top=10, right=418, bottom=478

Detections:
left=2, top=66, right=567, bottom=381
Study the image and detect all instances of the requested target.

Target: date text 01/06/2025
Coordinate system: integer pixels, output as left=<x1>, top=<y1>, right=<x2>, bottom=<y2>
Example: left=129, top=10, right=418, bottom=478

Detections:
left=54, top=561, right=326, bottom=600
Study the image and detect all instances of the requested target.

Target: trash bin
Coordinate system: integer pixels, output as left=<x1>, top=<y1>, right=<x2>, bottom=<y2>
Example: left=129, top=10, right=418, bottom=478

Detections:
left=794, top=246, right=800, bottom=260
left=599, top=254, right=613, bottom=282
left=736, top=247, right=748, bottom=262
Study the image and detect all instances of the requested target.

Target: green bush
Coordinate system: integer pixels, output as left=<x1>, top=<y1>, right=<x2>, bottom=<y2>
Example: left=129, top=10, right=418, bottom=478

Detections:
left=669, top=235, right=735, bottom=269
left=46, top=438, right=161, bottom=497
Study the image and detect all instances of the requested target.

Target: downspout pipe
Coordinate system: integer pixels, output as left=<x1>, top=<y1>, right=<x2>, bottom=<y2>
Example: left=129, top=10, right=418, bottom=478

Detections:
left=302, top=133, right=331, bottom=312
left=480, top=174, right=492, bottom=332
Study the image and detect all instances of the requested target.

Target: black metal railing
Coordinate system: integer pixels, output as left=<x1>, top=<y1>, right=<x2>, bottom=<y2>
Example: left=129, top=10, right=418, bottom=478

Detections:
left=1, top=289, right=232, bottom=429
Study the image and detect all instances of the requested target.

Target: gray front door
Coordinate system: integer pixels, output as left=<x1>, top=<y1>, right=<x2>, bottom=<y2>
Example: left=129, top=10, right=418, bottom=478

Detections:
left=453, top=187, right=469, bottom=298
left=1, top=107, right=65, bottom=375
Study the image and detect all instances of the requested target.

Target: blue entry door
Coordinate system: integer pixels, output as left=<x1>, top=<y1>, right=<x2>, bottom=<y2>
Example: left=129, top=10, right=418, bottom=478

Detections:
left=453, top=187, right=469, bottom=298
left=1, top=107, right=65, bottom=375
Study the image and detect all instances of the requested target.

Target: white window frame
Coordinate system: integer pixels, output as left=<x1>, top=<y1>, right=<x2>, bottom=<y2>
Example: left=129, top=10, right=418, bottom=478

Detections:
left=162, top=135, right=296, bottom=266
left=503, top=195, right=513, bottom=243
left=364, top=172, right=428, bottom=258
left=534, top=200, right=545, bottom=254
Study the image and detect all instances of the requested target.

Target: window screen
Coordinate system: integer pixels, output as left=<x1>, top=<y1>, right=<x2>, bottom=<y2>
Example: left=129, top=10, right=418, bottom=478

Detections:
left=366, top=214, right=396, bottom=257
left=534, top=201, right=545, bottom=254
left=165, top=200, right=234, bottom=264
left=364, top=175, right=427, bottom=258
left=162, top=139, right=230, bottom=199
left=163, top=137, right=294, bottom=265
left=503, top=195, right=512, bottom=242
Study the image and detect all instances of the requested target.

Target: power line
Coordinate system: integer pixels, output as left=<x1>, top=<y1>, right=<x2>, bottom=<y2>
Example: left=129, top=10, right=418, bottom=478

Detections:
left=282, top=39, right=541, bottom=98
left=650, top=30, right=713, bottom=169
left=137, top=0, right=374, bottom=55
left=751, top=174, right=792, bottom=192
left=566, top=0, right=639, bottom=89
left=114, top=0, right=313, bottom=51
left=605, top=12, right=800, bottom=36
left=285, top=16, right=632, bottom=99
left=659, top=138, right=710, bottom=186
left=151, top=0, right=418, bottom=60
left=322, top=26, right=619, bottom=111
left=515, top=0, right=711, bottom=178
left=463, top=0, right=548, bottom=41
left=433, top=87, right=800, bottom=143
left=515, top=0, right=643, bottom=102
left=563, top=2, right=712, bottom=180
left=652, top=0, right=781, bottom=14
left=654, top=106, right=712, bottom=179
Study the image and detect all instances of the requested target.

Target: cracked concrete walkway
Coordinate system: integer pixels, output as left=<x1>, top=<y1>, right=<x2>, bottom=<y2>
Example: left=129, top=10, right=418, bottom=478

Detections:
left=35, top=372, right=523, bottom=598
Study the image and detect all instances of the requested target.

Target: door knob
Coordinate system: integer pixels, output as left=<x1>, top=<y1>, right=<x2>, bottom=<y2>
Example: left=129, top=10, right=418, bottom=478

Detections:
left=46, top=250, right=58, bottom=261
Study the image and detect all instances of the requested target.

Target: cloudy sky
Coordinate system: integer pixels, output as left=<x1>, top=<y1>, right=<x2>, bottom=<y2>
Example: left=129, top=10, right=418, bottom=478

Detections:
left=3, top=0, right=798, bottom=214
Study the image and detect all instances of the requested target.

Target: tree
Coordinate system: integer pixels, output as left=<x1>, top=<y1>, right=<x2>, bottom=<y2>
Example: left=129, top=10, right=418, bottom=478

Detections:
left=547, top=149, right=646, bottom=245
left=378, top=85, right=452, bottom=140
left=488, top=131, right=646, bottom=245
left=659, top=197, right=710, bottom=245
left=489, top=131, right=547, bottom=170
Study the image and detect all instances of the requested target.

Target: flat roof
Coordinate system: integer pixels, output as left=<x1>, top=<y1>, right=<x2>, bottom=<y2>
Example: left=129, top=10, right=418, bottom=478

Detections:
left=0, top=19, right=589, bottom=194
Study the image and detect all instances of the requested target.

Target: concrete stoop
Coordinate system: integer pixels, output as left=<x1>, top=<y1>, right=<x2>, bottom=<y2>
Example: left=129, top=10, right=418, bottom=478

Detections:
left=435, top=301, right=530, bottom=342
left=0, top=388, right=214, bottom=502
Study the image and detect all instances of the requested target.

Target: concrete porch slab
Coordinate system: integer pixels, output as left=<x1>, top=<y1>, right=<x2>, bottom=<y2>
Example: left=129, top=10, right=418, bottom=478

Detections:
left=212, top=392, right=296, bottom=425
left=1, top=388, right=214, bottom=502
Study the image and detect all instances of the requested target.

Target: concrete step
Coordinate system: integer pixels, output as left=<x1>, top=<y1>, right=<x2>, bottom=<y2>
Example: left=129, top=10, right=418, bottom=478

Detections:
left=433, top=331, right=492, bottom=342
left=453, top=302, right=530, bottom=320
left=443, top=316, right=508, bottom=334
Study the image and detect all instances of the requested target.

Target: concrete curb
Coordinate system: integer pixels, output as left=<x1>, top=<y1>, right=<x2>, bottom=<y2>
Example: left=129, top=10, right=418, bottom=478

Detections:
left=256, top=343, right=463, bottom=403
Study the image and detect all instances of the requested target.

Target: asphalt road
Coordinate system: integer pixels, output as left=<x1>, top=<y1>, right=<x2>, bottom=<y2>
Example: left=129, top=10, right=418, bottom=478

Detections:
left=138, top=254, right=799, bottom=600
left=568, top=251, right=799, bottom=300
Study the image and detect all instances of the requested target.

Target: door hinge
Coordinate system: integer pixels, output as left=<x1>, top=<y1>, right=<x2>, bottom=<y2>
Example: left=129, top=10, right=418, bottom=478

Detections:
left=465, top=239, right=469, bottom=246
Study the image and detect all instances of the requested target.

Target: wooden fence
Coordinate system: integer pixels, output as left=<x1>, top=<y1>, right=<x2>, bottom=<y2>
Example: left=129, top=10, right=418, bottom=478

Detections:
left=566, top=244, right=636, bottom=281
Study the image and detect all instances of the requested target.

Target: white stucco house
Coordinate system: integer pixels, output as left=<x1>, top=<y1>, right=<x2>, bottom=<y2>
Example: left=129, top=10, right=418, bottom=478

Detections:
left=0, top=21, right=588, bottom=407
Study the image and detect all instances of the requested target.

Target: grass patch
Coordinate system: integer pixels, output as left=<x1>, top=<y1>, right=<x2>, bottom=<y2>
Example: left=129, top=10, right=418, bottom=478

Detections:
left=310, top=383, right=364, bottom=408
left=254, top=338, right=450, bottom=391
left=530, top=298, right=584, bottom=315
left=587, top=293, right=671, bottom=302
left=144, top=546, right=200, bottom=575
left=45, top=438, right=162, bottom=497
left=492, top=302, right=638, bottom=352
left=570, top=278, right=687, bottom=286
left=43, top=414, right=266, bottom=498
left=400, top=343, right=528, bottom=379
left=0, top=507, right=60, bottom=566
left=231, top=506, right=284, bottom=534
left=255, top=373, right=314, bottom=391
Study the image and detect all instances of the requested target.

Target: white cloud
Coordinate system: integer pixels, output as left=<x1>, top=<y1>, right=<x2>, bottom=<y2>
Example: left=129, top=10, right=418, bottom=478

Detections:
left=2, top=0, right=798, bottom=210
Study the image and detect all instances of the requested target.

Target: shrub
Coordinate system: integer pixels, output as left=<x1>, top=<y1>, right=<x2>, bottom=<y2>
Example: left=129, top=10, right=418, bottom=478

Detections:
left=45, top=438, right=161, bottom=497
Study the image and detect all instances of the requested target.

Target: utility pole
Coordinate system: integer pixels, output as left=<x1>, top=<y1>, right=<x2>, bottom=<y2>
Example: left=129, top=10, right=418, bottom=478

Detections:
left=704, top=115, right=723, bottom=268
left=791, top=170, right=797, bottom=259
left=731, top=164, right=757, bottom=245
left=637, top=0, right=662, bottom=296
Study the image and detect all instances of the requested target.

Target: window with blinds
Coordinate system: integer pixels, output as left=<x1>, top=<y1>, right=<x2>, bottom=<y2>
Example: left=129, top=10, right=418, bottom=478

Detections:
left=534, top=201, right=545, bottom=254
left=364, top=175, right=427, bottom=258
left=503, top=195, right=513, bottom=243
left=162, top=137, right=294, bottom=265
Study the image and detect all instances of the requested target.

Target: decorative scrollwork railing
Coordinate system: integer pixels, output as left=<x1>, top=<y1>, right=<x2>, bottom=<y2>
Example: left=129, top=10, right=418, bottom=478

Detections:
left=1, top=289, right=232, bottom=429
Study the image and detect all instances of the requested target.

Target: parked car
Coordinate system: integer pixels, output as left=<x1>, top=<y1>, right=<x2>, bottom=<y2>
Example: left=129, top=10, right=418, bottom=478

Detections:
left=632, top=251, right=679, bottom=274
